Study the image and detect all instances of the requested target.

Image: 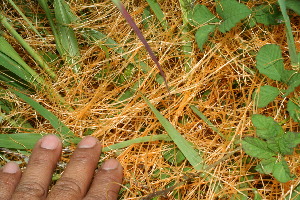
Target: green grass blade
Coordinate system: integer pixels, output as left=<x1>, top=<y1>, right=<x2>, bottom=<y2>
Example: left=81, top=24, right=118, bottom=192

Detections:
left=145, top=0, right=169, bottom=30
left=7, top=0, right=43, bottom=38
left=142, top=95, right=205, bottom=170
left=37, top=0, right=64, bottom=55
left=102, top=134, right=172, bottom=152
left=0, top=36, right=44, bottom=87
left=0, top=13, right=57, bottom=80
left=0, top=133, right=42, bottom=149
left=82, top=29, right=125, bottom=56
left=190, top=105, right=226, bottom=139
left=10, top=89, right=76, bottom=140
left=278, top=0, right=298, bottom=66
left=54, top=0, right=81, bottom=73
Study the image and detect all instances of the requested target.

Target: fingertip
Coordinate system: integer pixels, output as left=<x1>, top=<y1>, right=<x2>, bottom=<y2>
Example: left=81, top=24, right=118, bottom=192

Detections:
left=40, top=134, right=61, bottom=150
left=101, top=158, right=121, bottom=170
left=2, top=162, right=20, bottom=174
left=78, top=136, right=99, bottom=149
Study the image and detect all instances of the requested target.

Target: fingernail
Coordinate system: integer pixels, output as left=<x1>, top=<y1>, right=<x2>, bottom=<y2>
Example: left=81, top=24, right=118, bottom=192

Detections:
left=40, top=134, right=60, bottom=150
left=3, top=162, right=19, bottom=174
left=101, top=158, right=119, bottom=170
left=78, top=136, right=98, bottom=148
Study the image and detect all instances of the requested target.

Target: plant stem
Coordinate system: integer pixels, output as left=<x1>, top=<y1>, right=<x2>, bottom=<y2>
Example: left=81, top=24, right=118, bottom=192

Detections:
left=278, top=0, right=298, bottom=67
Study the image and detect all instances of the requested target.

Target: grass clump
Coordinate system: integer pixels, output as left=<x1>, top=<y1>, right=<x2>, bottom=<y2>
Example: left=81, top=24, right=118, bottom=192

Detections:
left=0, top=0, right=299, bottom=199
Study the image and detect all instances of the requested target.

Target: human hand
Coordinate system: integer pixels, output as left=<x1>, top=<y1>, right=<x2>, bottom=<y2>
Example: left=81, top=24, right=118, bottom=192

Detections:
left=0, top=135, right=123, bottom=200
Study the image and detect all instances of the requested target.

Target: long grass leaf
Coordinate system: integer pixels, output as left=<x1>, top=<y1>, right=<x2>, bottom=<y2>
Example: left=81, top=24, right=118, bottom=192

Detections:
left=145, top=0, right=169, bottom=30
left=142, top=95, right=205, bottom=170
left=54, top=0, right=81, bottom=73
left=37, top=0, right=64, bottom=55
left=7, top=0, right=43, bottom=38
left=0, top=13, right=57, bottom=79
left=190, top=105, right=226, bottom=139
left=10, top=89, right=76, bottom=140
left=111, top=0, right=169, bottom=92
left=278, top=0, right=298, bottom=66
left=102, top=134, right=172, bottom=152
left=0, top=133, right=42, bottom=149
left=0, top=36, right=44, bottom=87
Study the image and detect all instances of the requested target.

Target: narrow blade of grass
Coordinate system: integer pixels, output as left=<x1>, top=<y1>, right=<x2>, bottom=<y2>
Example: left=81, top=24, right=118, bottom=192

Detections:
left=102, top=134, right=172, bottom=152
left=37, top=0, right=64, bottom=55
left=111, top=0, right=170, bottom=92
left=278, top=0, right=298, bottom=66
left=0, top=36, right=43, bottom=87
left=7, top=0, right=43, bottom=39
left=10, top=89, right=77, bottom=141
left=142, top=95, right=205, bottom=170
left=145, top=0, right=169, bottom=30
left=0, top=133, right=42, bottom=149
left=0, top=13, right=57, bottom=80
left=190, top=105, right=226, bottom=139
left=54, top=0, right=81, bottom=73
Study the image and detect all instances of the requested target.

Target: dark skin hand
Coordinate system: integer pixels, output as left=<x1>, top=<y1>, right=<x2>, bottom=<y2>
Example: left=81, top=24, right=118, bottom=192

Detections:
left=0, top=135, right=123, bottom=200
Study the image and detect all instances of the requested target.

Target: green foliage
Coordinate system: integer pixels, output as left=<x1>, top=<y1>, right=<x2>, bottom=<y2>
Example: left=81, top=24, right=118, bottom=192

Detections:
left=54, top=0, right=81, bottom=73
left=0, top=133, right=42, bottom=149
left=251, top=4, right=282, bottom=26
left=10, top=89, right=78, bottom=142
left=254, top=44, right=299, bottom=101
left=162, top=144, right=186, bottom=165
left=188, top=5, right=218, bottom=50
left=242, top=114, right=300, bottom=183
left=287, top=99, right=300, bottom=123
left=142, top=95, right=205, bottom=171
left=252, top=85, right=280, bottom=108
left=145, top=0, right=169, bottom=30
left=256, top=44, right=284, bottom=81
left=286, top=0, right=300, bottom=15
left=278, top=0, right=299, bottom=66
left=216, top=0, right=251, bottom=33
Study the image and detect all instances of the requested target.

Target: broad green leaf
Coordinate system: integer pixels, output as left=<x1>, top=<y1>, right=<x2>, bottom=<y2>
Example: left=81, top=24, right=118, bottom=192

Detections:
left=195, top=25, right=216, bottom=51
left=252, top=85, right=280, bottom=108
left=284, top=73, right=300, bottom=96
left=251, top=114, right=283, bottom=139
left=145, top=0, right=169, bottom=30
left=187, top=5, right=218, bottom=50
left=252, top=4, right=282, bottom=26
left=279, top=132, right=300, bottom=155
left=54, top=0, right=81, bottom=73
left=10, top=89, right=78, bottom=142
left=287, top=100, right=300, bottom=123
left=216, top=0, right=251, bottom=33
left=272, top=160, right=292, bottom=183
left=256, top=44, right=285, bottom=81
left=286, top=0, right=300, bottom=15
left=188, top=4, right=218, bottom=26
left=255, top=157, right=276, bottom=174
left=242, top=137, right=276, bottom=159
left=143, top=96, right=205, bottom=170
left=266, top=139, right=280, bottom=154
left=0, top=133, right=42, bottom=149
